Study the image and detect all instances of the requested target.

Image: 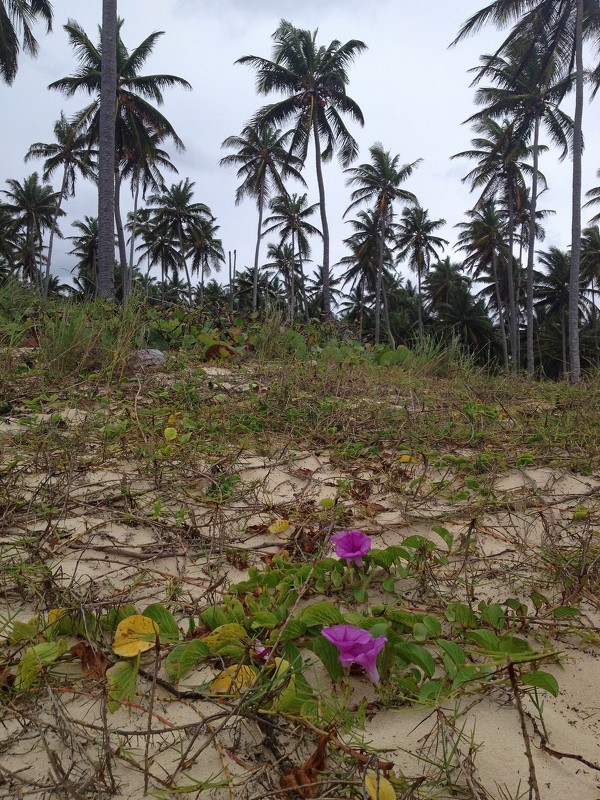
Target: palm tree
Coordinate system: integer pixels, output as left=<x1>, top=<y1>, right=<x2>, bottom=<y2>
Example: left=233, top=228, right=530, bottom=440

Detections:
left=50, top=16, right=191, bottom=300
left=394, top=206, right=448, bottom=339
left=262, top=241, right=300, bottom=321
left=535, top=246, right=580, bottom=376
left=238, top=20, right=367, bottom=318
left=584, top=169, right=600, bottom=224
left=188, top=218, right=225, bottom=306
left=220, top=123, right=304, bottom=312
left=25, top=112, right=97, bottom=297
left=455, top=200, right=511, bottom=367
left=467, top=36, right=573, bottom=375
left=338, top=208, right=396, bottom=341
left=1, top=173, right=61, bottom=288
left=68, top=215, right=100, bottom=297
left=581, top=225, right=600, bottom=359
left=424, top=257, right=472, bottom=313
left=344, top=143, right=420, bottom=345
left=0, top=0, right=53, bottom=84
left=452, top=116, right=540, bottom=369
left=453, top=1, right=600, bottom=381
left=146, top=179, right=214, bottom=304
left=262, top=192, right=322, bottom=320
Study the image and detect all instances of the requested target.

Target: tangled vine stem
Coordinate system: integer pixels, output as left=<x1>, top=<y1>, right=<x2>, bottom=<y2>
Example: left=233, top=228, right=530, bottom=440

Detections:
left=507, top=661, right=541, bottom=800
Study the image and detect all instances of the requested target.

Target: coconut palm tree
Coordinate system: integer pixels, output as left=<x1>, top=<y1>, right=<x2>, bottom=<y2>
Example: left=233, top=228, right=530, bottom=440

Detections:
left=581, top=225, right=600, bottom=359
left=584, top=169, right=600, bottom=224
left=238, top=20, right=367, bottom=318
left=467, top=36, right=573, bottom=375
left=50, top=16, right=190, bottom=300
left=455, top=200, right=511, bottom=367
left=1, top=173, right=61, bottom=288
left=262, top=241, right=300, bottom=322
left=0, top=0, right=53, bottom=85
left=68, top=215, right=100, bottom=297
left=452, top=116, right=540, bottom=369
left=25, top=112, right=98, bottom=297
left=188, top=218, right=225, bottom=307
left=453, top=0, right=600, bottom=381
left=424, top=257, right=472, bottom=313
left=394, top=206, right=449, bottom=339
left=344, top=143, right=421, bottom=345
left=338, top=208, right=398, bottom=342
left=146, top=179, right=214, bottom=305
left=220, top=123, right=304, bottom=312
left=262, top=192, right=321, bottom=320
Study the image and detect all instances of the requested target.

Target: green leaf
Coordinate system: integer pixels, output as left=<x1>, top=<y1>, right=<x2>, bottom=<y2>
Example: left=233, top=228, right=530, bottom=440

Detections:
left=9, top=620, right=38, bottom=644
left=413, top=623, right=428, bottom=642
left=142, top=604, right=180, bottom=643
left=250, top=610, right=279, bottom=630
left=297, top=601, right=344, bottom=629
left=496, top=634, right=532, bottom=655
left=479, top=602, right=506, bottom=630
left=199, top=605, right=229, bottom=630
left=165, top=640, right=210, bottom=683
left=529, top=591, right=550, bottom=611
left=437, top=640, right=466, bottom=666
left=306, top=636, right=344, bottom=681
left=394, top=642, right=435, bottom=678
left=432, top=525, right=453, bottom=549
left=107, top=655, right=139, bottom=712
left=164, top=427, right=178, bottom=441
left=382, top=576, right=396, bottom=593
left=553, top=606, right=581, bottom=619
left=103, top=605, right=138, bottom=632
left=465, top=629, right=500, bottom=652
left=276, top=619, right=307, bottom=642
left=423, top=615, right=442, bottom=637
left=402, top=535, right=435, bottom=551
left=445, top=602, right=478, bottom=629
left=452, top=665, right=492, bottom=689
left=15, top=640, right=68, bottom=690
left=521, top=670, right=559, bottom=697
left=418, top=680, right=445, bottom=704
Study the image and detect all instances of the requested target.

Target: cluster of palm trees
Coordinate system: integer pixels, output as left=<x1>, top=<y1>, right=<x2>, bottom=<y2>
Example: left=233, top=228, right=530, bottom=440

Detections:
left=1, top=2, right=600, bottom=379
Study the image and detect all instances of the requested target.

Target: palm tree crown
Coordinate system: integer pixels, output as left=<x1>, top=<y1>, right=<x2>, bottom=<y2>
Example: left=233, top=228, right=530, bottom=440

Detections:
left=0, top=0, right=53, bottom=85
left=238, top=20, right=367, bottom=317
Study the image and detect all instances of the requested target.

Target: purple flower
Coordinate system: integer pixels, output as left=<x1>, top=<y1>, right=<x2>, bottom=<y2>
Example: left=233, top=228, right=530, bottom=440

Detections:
left=322, top=624, right=387, bottom=683
left=331, top=530, right=372, bottom=566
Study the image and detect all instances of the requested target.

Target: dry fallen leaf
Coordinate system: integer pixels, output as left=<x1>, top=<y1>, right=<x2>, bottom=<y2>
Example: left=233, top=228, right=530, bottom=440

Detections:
left=268, top=518, right=290, bottom=535
left=70, top=642, right=109, bottom=681
left=280, top=734, right=328, bottom=799
left=209, top=664, right=257, bottom=695
left=364, top=771, right=396, bottom=800
left=113, top=615, right=159, bottom=657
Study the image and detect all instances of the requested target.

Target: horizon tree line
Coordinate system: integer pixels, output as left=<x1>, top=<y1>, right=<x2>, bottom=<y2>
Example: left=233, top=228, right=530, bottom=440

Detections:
left=1, top=2, right=600, bottom=380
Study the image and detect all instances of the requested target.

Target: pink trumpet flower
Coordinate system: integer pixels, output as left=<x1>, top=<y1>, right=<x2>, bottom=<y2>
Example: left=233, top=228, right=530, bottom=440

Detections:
left=322, top=624, right=387, bottom=683
left=330, top=530, right=371, bottom=566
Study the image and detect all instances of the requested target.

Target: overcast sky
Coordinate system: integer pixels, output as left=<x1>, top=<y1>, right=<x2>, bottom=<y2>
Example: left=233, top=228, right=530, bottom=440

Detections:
left=1, top=0, right=599, bottom=288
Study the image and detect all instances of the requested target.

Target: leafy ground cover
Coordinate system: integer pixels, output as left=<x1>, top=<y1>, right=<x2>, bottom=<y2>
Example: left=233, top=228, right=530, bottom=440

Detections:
left=0, top=310, right=599, bottom=799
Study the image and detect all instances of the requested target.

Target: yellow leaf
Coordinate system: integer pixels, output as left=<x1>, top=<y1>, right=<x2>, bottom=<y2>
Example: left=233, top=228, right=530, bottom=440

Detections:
left=47, top=608, right=67, bottom=625
left=113, top=615, right=159, bottom=657
left=268, top=518, right=290, bottom=535
left=399, top=454, right=412, bottom=464
left=201, top=623, right=248, bottom=654
left=364, top=772, right=396, bottom=800
left=209, top=664, right=257, bottom=695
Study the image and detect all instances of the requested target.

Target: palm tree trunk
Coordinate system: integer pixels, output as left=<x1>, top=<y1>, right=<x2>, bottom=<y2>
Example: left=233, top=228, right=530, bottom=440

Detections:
left=382, top=278, right=395, bottom=348
left=43, top=168, right=68, bottom=299
left=506, top=182, right=518, bottom=371
left=127, top=171, right=141, bottom=296
left=97, top=0, right=117, bottom=301
left=526, top=114, right=541, bottom=376
left=312, top=116, right=331, bottom=319
left=416, top=265, right=424, bottom=339
left=568, top=0, right=584, bottom=383
left=492, top=249, right=509, bottom=368
left=252, top=188, right=264, bottom=312
left=114, top=166, right=129, bottom=299
left=375, top=210, right=385, bottom=345
left=177, top=222, right=193, bottom=305
left=289, top=231, right=296, bottom=324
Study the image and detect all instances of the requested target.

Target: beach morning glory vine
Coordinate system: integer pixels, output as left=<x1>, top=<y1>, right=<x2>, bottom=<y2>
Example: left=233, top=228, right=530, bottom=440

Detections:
left=331, top=530, right=371, bottom=566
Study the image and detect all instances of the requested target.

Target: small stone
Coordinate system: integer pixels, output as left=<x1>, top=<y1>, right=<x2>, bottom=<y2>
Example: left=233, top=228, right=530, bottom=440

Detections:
left=127, top=348, right=168, bottom=371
